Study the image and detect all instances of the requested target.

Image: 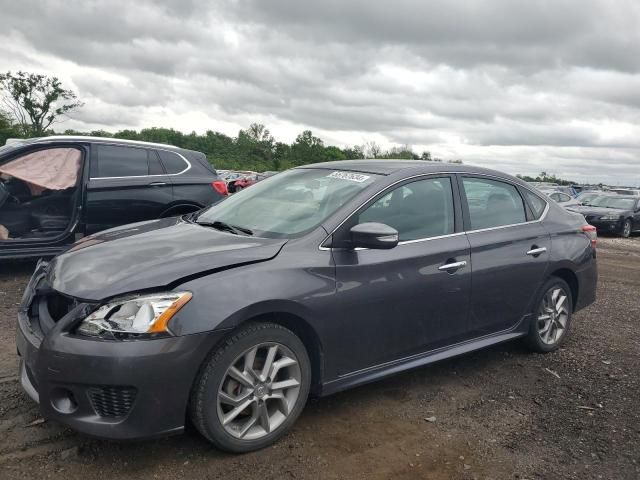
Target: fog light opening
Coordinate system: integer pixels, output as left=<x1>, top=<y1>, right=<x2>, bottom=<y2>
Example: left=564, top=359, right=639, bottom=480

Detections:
left=50, top=388, right=78, bottom=414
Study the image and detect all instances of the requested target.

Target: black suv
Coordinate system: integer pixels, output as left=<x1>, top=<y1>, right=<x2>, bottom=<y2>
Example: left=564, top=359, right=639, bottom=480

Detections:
left=0, top=136, right=228, bottom=258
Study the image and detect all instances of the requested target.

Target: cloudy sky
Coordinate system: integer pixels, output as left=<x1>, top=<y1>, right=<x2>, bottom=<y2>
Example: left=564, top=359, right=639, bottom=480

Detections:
left=1, top=0, right=639, bottom=184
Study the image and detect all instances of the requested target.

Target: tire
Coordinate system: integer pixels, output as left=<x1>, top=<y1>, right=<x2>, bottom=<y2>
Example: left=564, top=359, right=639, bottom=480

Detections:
left=189, top=322, right=311, bottom=452
left=525, top=277, right=573, bottom=353
left=621, top=219, right=632, bottom=238
left=235, top=185, right=243, bottom=192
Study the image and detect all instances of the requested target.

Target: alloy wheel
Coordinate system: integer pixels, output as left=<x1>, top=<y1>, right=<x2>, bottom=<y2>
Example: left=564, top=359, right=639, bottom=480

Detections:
left=537, top=287, right=569, bottom=345
left=623, top=220, right=631, bottom=238
left=216, top=342, right=301, bottom=440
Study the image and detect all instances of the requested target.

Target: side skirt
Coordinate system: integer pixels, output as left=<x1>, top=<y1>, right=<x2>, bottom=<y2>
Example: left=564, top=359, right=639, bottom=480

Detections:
left=318, top=323, right=529, bottom=397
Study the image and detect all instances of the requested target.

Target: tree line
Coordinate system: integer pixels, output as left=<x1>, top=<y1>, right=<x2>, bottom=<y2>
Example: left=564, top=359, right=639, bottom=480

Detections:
left=516, top=172, right=577, bottom=186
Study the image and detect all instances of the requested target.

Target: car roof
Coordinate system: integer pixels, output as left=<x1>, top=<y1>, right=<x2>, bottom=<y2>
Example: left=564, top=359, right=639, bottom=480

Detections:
left=14, top=135, right=188, bottom=152
left=297, top=159, right=513, bottom=178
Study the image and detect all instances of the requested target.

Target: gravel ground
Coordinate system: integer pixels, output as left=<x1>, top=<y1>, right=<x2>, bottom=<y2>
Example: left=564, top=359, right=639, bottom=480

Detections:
left=0, top=236, right=638, bottom=479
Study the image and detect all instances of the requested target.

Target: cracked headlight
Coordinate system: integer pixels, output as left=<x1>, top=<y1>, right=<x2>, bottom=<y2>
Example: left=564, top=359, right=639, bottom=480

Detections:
left=76, top=292, right=192, bottom=339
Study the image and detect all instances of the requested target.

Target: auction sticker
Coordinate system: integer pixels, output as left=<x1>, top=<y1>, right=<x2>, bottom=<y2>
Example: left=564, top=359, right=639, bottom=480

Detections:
left=327, top=171, right=371, bottom=182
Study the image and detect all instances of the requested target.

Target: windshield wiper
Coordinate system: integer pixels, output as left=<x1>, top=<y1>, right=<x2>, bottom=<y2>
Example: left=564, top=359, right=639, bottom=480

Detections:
left=195, top=220, right=253, bottom=236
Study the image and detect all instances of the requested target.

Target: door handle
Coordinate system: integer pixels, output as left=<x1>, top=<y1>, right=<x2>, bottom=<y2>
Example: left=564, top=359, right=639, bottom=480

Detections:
left=438, top=260, right=467, bottom=272
left=148, top=182, right=167, bottom=186
left=526, top=247, right=547, bottom=256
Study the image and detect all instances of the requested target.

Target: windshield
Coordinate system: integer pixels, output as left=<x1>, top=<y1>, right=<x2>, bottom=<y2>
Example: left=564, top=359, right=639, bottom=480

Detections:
left=589, top=196, right=636, bottom=210
left=195, top=168, right=380, bottom=238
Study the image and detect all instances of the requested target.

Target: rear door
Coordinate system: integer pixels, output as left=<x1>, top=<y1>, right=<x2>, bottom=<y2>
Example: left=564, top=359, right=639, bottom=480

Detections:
left=85, top=144, right=174, bottom=234
left=459, top=176, right=550, bottom=335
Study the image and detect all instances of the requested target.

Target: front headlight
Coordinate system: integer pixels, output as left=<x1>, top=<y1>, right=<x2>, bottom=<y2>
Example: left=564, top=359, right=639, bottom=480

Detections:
left=599, top=215, right=621, bottom=220
left=76, top=291, right=192, bottom=339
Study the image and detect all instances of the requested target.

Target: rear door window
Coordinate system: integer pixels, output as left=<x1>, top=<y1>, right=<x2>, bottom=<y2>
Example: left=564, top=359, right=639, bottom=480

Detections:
left=462, top=177, right=527, bottom=230
left=93, top=145, right=149, bottom=178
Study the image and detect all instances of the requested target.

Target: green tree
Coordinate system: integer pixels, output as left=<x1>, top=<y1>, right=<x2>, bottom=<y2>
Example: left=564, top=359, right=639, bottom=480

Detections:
left=380, top=145, right=419, bottom=160
left=516, top=172, right=576, bottom=185
left=341, top=145, right=364, bottom=159
left=0, top=71, right=83, bottom=136
left=0, top=110, right=21, bottom=145
left=364, top=140, right=381, bottom=158
left=289, top=130, right=325, bottom=165
left=245, top=123, right=273, bottom=143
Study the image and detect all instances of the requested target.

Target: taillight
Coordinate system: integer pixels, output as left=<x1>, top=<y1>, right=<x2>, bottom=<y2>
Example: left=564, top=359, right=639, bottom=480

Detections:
left=581, top=224, right=597, bottom=249
left=212, top=180, right=228, bottom=196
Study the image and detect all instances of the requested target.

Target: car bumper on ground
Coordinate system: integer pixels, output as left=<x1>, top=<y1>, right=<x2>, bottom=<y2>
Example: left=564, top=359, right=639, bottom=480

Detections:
left=16, top=291, right=229, bottom=440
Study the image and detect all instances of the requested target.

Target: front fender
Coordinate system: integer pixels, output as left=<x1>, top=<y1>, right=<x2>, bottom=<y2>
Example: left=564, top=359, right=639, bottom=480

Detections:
left=167, top=256, right=336, bottom=337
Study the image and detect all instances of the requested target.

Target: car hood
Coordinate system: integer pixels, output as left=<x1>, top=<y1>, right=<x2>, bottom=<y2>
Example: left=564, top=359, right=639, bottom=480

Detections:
left=47, top=217, right=287, bottom=301
left=568, top=206, right=629, bottom=216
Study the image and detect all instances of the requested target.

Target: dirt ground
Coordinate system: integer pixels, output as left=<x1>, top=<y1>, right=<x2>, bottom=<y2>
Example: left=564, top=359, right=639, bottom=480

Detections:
left=0, top=237, right=638, bottom=479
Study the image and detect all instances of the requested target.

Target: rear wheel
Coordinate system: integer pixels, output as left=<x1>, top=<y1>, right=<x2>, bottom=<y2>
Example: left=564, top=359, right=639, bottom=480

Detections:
left=189, top=323, right=311, bottom=452
left=525, top=278, right=573, bottom=353
left=621, top=219, right=632, bottom=238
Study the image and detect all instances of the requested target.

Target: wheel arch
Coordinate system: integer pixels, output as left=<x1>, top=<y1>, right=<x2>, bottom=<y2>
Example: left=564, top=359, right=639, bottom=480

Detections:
left=236, top=312, right=324, bottom=395
left=548, top=268, right=579, bottom=310
left=160, top=202, right=203, bottom=218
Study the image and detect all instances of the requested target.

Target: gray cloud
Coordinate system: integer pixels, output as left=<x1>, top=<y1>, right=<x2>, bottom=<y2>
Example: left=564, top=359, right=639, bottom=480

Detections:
left=0, top=0, right=639, bottom=183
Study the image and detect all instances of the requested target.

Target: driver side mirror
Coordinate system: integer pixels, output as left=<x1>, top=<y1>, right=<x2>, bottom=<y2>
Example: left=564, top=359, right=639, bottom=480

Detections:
left=350, top=222, right=399, bottom=250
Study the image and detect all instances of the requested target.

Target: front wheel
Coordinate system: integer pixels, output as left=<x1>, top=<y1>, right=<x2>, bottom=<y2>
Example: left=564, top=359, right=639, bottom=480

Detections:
left=525, top=278, right=573, bottom=353
left=621, top=219, right=632, bottom=238
left=189, top=323, right=311, bottom=452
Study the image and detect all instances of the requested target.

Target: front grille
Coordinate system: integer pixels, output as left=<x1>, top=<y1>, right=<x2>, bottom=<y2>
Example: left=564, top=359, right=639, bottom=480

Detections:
left=89, top=386, right=137, bottom=418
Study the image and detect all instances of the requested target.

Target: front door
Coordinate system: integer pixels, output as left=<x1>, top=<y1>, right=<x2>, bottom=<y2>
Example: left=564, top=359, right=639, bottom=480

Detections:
left=328, top=175, right=471, bottom=376
left=85, top=144, right=173, bottom=234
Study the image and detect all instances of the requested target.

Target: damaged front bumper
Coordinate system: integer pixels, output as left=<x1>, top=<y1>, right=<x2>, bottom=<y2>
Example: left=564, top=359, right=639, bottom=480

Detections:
left=16, top=261, right=228, bottom=440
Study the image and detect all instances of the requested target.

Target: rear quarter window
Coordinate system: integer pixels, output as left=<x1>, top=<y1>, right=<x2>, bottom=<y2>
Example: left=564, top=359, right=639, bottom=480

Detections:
left=522, top=189, right=548, bottom=219
left=157, top=150, right=189, bottom=174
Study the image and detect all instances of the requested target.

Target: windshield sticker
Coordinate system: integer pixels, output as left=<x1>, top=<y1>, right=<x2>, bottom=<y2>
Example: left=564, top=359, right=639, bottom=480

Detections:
left=327, top=171, right=371, bottom=183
